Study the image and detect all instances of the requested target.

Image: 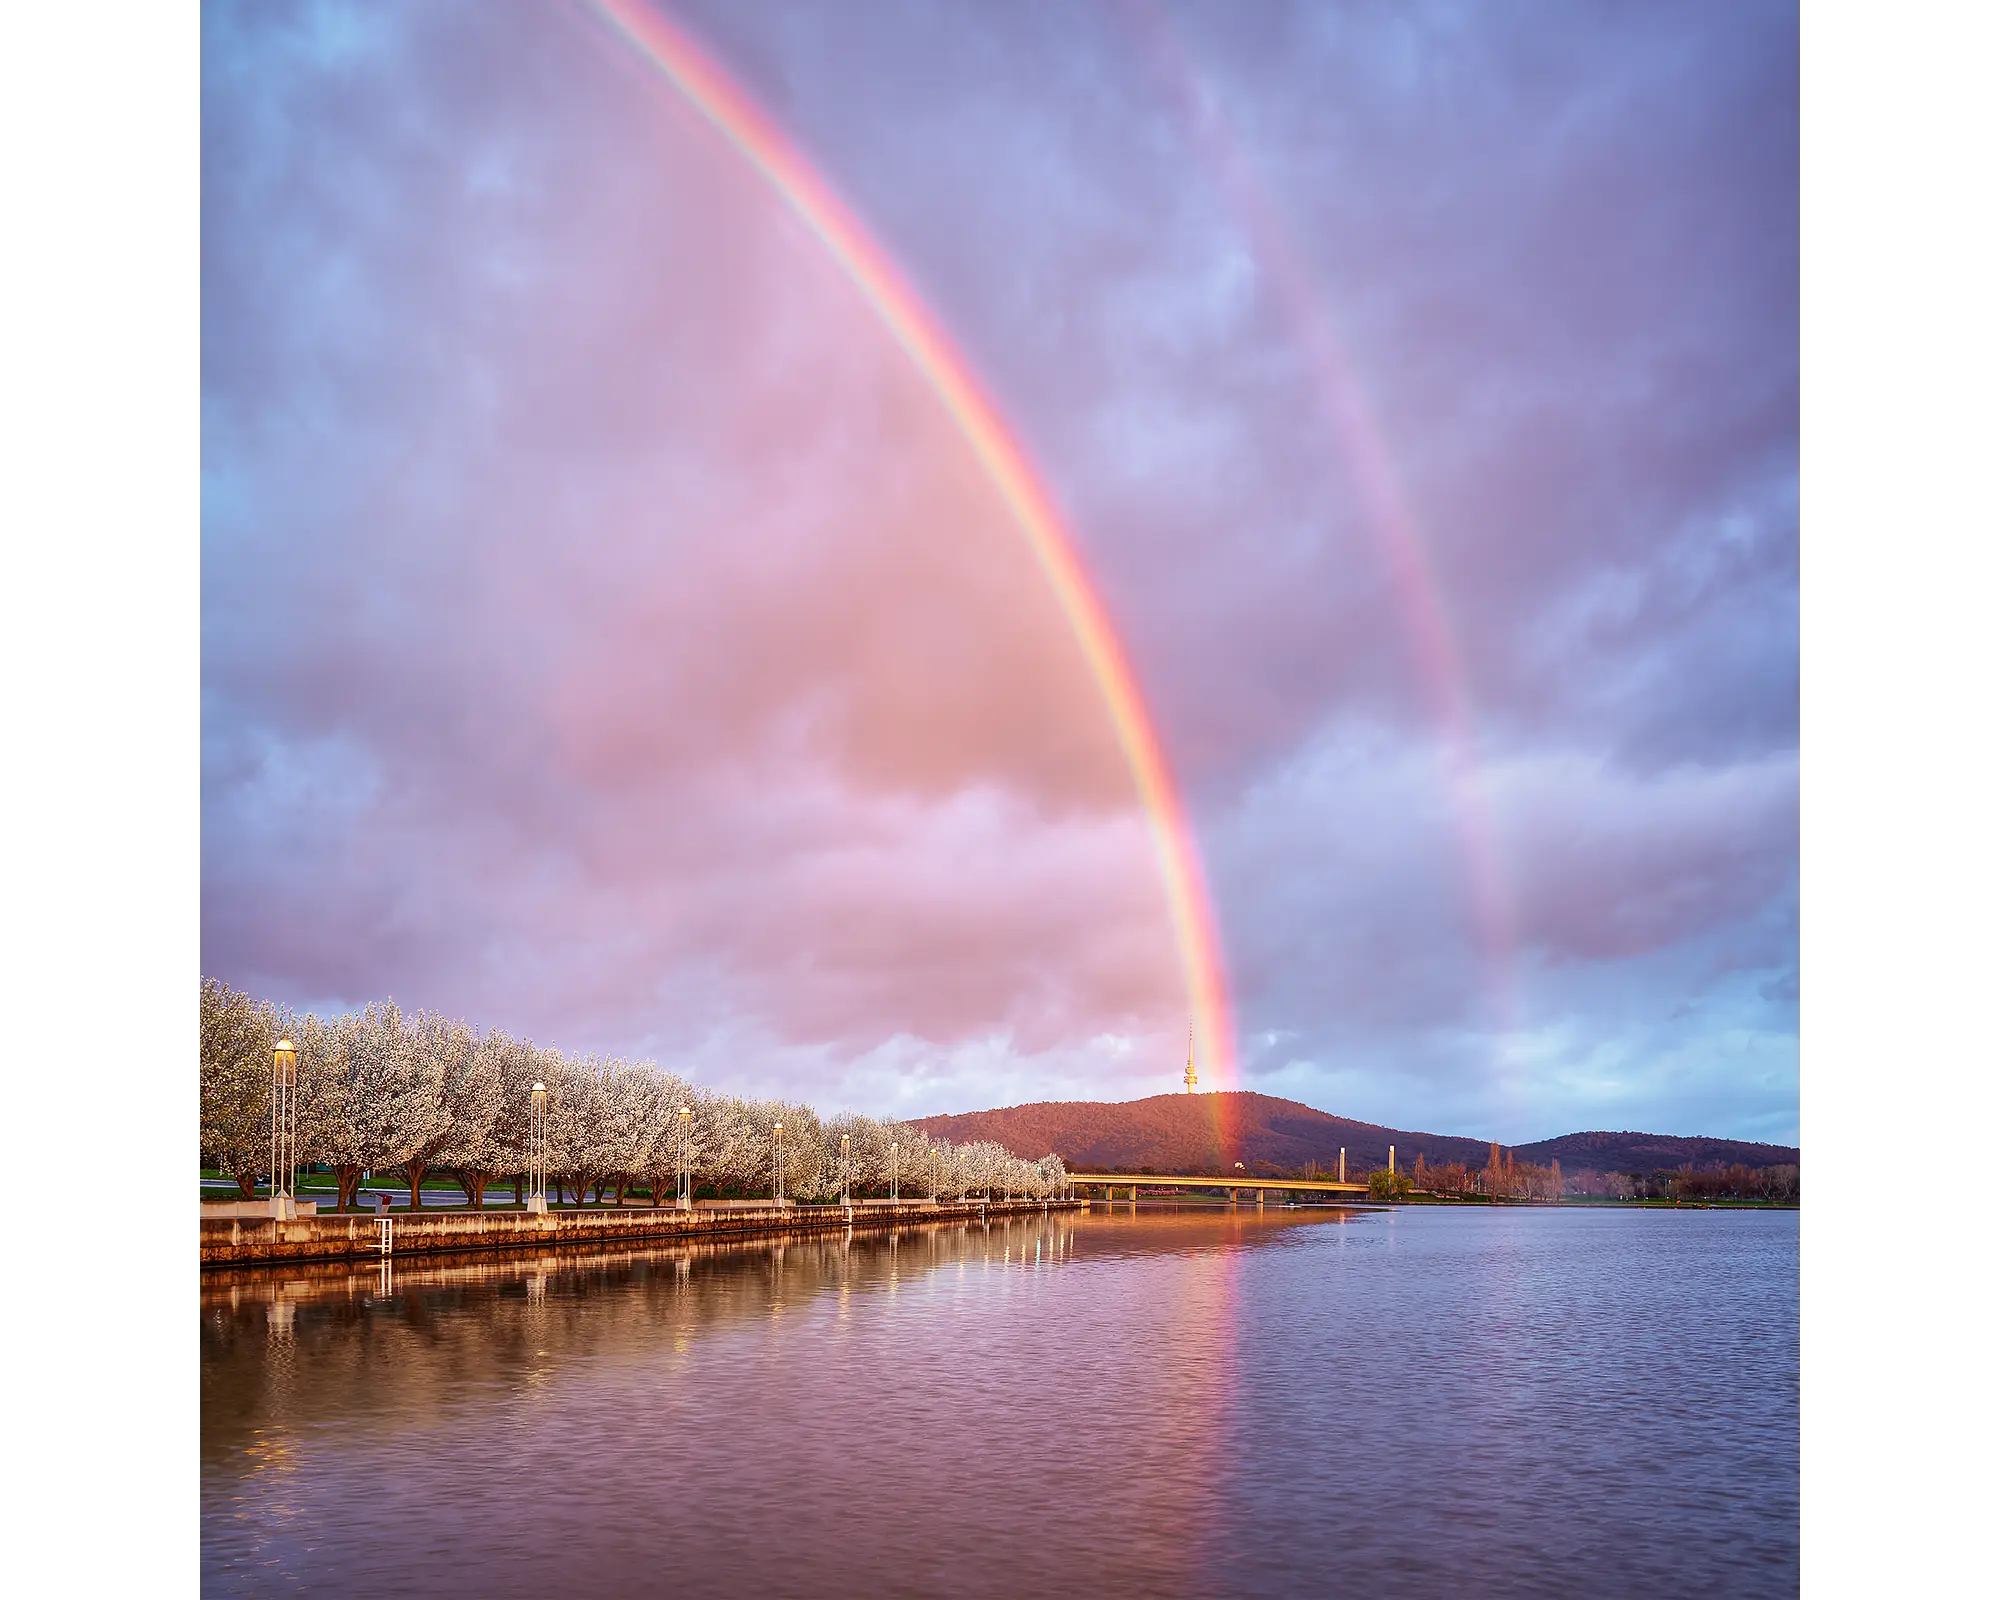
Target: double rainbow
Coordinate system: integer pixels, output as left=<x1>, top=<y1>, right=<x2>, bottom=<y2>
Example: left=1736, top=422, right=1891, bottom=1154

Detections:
left=589, top=0, right=1239, bottom=1090
left=1116, top=0, right=1518, bottom=1046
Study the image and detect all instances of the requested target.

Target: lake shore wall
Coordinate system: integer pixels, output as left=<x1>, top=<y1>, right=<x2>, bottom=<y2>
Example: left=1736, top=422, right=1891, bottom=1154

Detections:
left=201, top=1197, right=1081, bottom=1269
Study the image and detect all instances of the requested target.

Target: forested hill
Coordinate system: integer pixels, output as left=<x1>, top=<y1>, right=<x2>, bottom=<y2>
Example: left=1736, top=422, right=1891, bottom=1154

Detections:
left=908, top=1092, right=1798, bottom=1177
left=1508, top=1129, right=1799, bottom=1172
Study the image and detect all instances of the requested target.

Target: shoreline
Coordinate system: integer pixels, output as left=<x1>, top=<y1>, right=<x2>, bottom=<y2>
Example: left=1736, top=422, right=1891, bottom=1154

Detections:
left=201, top=1196, right=1083, bottom=1270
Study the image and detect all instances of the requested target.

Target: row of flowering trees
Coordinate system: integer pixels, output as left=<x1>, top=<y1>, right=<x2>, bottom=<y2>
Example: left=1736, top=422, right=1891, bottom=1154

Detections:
left=200, top=978, right=1068, bottom=1210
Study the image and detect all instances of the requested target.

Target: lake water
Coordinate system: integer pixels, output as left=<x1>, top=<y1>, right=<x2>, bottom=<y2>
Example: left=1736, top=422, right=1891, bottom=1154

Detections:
left=202, top=1204, right=1798, bottom=1597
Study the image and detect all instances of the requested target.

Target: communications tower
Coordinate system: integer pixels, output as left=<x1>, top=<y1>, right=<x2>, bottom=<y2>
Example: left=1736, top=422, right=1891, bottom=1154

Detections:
left=1183, top=1019, right=1198, bottom=1093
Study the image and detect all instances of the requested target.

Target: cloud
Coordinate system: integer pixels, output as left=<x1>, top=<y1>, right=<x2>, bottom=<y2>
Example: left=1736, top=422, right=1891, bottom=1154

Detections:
left=203, top=0, right=1797, bottom=1140
left=202, top=0, right=1181, bottom=1081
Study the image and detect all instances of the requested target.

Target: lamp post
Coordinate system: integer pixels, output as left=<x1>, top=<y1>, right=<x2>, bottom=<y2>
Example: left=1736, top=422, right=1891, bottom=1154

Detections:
left=840, top=1133, right=851, bottom=1206
left=773, top=1123, right=784, bottom=1205
left=270, top=1039, right=298, bottom=1219
left=527, top=1082, right=548, bottom=1214
left=678, top=1105, right=692, bottom=1210
left=890, top=1141, right=899, bottom=1205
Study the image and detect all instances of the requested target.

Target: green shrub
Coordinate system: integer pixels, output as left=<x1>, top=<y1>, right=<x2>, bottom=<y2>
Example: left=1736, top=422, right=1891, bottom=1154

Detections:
left=1367, top=1169, right=1414, bottom=1200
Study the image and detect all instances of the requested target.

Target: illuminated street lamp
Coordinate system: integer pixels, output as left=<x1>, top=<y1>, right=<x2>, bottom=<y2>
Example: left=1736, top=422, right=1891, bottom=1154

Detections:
left=773, top=1123, right=784, bottom=1204
left=890, top=1141, right=899, bottom=1205
left=270, top=1039, right=298, bottom=1219
left=840, top=1133, right=851, bottom=1206
left=527, top=1082, right=549, bottom=1214
left=678, top=1105, right=692, bottom=1209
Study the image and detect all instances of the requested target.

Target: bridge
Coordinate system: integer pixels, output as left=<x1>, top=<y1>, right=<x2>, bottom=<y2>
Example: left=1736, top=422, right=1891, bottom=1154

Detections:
left=1069, top=1172, right=1369, bottom=1203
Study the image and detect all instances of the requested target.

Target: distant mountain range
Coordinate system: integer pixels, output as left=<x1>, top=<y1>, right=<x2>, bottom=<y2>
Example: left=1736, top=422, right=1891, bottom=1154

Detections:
left=908, top=1092, right=1798, bottom=1177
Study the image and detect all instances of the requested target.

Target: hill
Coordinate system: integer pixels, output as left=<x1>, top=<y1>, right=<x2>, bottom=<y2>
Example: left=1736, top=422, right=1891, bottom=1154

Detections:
left=908, top=1092, right=1797, bottom=1177
left=1509, top=1129, right=1798, bottom=1173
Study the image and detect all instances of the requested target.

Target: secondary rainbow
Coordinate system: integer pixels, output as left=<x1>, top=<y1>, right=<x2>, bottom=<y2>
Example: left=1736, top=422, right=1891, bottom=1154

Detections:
left=588, top=0, right=1240, bottom=1090
left=1116, top=0, right=1519, bottom=1051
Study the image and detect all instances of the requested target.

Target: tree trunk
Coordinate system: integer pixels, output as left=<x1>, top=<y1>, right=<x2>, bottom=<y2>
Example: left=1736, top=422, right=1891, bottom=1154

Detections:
left=615, top=1177, right=629, bottom=1206
left=456, top=1169, right=494, bottom=1210
left=404, top=1158, right=428, bottom=1209
left=233, top=1170, right=258, bottom=1199
left=514, top=1173, right=524, bottom=1206
left=336, top=1163, right=364, bottom=1210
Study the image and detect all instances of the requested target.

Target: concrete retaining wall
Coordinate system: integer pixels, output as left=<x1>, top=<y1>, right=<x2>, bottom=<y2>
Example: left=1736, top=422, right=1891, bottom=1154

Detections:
left=202, top=1199, right=320, bottom=1219
left=201, top=1198, right=1079, bottom=1269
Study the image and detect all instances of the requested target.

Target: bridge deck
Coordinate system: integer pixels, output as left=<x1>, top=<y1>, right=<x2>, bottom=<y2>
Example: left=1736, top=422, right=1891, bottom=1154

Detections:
left=1070, top=1172, right=1368, bottom=1195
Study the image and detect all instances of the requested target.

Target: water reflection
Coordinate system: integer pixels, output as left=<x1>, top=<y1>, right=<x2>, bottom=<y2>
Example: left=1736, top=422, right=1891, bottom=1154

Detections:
left=202, top=1208, right=1330, bottom=1596
left=202, top=1205, right=1795, bottom=1599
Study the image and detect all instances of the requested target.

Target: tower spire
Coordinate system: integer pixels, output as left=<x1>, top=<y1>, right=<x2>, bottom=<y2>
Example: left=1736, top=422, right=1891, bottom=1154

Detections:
left=1183, top=1018, right=1198, bottom=1094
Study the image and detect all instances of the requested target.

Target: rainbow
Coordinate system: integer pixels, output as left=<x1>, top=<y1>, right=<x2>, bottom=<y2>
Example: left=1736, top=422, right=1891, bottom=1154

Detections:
left=1116, top=0, right=1519, bottom=1047
left=587, top=0, right=1240, bottom=1092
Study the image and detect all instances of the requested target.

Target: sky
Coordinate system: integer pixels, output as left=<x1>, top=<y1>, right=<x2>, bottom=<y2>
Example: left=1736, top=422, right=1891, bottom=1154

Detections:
left=201, top=0, right=1798, bottom=1144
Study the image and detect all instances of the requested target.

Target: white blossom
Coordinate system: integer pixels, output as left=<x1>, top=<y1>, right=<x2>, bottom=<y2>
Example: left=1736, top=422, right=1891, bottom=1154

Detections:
left=200, top=977, right=277, bottom=1196
left=198, top=977, right=1070, bottom=1212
